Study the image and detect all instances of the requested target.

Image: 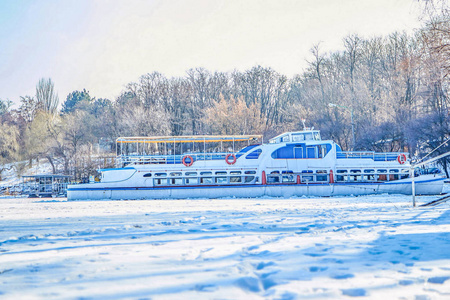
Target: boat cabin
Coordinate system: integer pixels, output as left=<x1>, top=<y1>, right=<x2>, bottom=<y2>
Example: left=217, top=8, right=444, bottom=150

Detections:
left=269, top=130, right=321, bottom=144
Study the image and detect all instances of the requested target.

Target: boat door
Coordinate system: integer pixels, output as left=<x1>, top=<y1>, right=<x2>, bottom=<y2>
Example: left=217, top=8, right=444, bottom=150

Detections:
left=288, top=146, right=303, bottom=170
left=294, top=146, right=303, bottom=159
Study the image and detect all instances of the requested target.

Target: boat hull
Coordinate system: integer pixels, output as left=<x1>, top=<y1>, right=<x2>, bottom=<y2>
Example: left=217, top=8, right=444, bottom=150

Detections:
left=67, top=175, right=445, bottom=200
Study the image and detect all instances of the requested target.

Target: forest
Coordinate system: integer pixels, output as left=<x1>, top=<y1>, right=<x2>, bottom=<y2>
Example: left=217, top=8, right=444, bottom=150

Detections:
left=0, top=4, right=449, bottom=181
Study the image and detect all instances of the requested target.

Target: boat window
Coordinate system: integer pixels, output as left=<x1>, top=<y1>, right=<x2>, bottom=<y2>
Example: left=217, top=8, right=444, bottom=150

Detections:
left=200, top=177, right=213, bottom=184
left=244, top=176, right=255, bottom=183
left=336, top=170, right=346, bottom=181
left=316, top=174, right=328, bottom=182
left=271, top=171, right=280, bottom=174
left=267, top=175, right=280, bottom=183
left=315, top=170, right=327, bottom=181
left=301, top=174, right=314, bottom=183
left=200, top=171, right=212, bottom=175
left=154, top=178, right=168, bottom=185
left=230, top=171, right=241, bottom=175
left=389, top=169, right=399, bottom=180
left=246, top=149, right=262, bottom=159
left=363, top=174, right=376, bottom=181
left=143, top=173, right=152, bottom=178
left=292, top=134, right=304, bottom=142
left=230, top=175, right=242, bottom=183
left=185, top=172, right=197, bottom=176
left=389, top=174, right=399, bottom=181
left=170, top=172, right=182, bottom=176
left=185, top=178, right=198, bottom=184
left=377, top=169, right=387, bottom=173
left=170, top=178, right=183, bottom=185
left=245, top=170, right=256, bottom=174
left=215, top=177, right=227, bottom=184
left=377, top=174, right=387, bottom=181
left=349, top=170, right=362, bottom=181
left=304, top=133, right=313, bottom=140
left=237, top=144, right=260, bottom=155
left=400, top=171, right=409, bottom=179
left=155, top=173, right=167, bottom=177
left=282, top=174, right=295, bottom=183
left=364, top=169, right=375, bottom=173
left=272, top=146, right=294, bottom=159
left=281, top=135, right=290, bottom=142
left=271, top=144, right=327, bottom=159
left=215, top=171, right=227, bottom=175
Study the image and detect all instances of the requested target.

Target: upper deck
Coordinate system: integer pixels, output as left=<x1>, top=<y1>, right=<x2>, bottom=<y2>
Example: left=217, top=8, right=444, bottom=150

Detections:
left=116, top=134, right=262, bottom=167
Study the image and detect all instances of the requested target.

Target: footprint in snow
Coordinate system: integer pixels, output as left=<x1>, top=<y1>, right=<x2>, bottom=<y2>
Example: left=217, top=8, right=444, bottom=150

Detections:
left=331, top=273, right=354, bottom=280
left=255, top=261, right=275, bottom=270
left=309, top=266, right=328, bottom=272
left=427, top=276, right=450, bottom=284
left=399, top=279, right=414, bottom=286
left=304, top=253, right=326, bottom=257
left=193, top=284, right=217, bottom=292
left=235, top=276, right=261, bottom=293
left=341, top=288, right=367, bottom=297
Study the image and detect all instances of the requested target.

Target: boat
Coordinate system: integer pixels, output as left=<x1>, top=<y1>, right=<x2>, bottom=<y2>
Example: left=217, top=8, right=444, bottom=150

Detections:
left=67, top=129, right=446, bottom=200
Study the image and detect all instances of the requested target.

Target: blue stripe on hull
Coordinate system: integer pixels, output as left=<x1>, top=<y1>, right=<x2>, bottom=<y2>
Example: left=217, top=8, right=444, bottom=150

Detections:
left=67, top=177, right=445, bottom=192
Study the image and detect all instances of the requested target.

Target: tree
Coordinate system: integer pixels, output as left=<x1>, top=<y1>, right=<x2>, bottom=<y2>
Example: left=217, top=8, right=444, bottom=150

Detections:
left=36, top=78, right=59, bottom=114
left=0, top=123, right=20, bottom=180
left=203, top=95, right=264, bottom=135
left=61, top=89, right=93, bottom=114
left=0, top=99, right=13, bottom=115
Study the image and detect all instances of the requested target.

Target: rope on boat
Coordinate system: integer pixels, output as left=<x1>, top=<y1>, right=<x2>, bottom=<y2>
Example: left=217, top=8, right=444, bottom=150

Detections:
left=420, top=194, right=450, bottom=207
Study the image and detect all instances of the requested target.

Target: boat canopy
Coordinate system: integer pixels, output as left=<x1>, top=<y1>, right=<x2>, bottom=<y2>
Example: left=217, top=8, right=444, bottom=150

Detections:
left=117, top=134, right=261, bottom=144
left=116, top=134, right=262, bottom=167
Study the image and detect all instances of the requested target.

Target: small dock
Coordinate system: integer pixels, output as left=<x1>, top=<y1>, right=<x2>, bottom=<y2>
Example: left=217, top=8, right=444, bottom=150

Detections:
left=21, top=174, right=73, bottom=198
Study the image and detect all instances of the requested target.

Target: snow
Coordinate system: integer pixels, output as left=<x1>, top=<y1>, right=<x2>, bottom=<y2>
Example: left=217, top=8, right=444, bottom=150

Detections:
left=1, top=192, right=450, bottom=299
left=0, top=160, right=53, bottom=188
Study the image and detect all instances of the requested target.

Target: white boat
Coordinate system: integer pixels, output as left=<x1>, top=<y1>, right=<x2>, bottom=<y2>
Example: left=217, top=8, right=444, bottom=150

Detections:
left=67, top=129, right=445, bottom=200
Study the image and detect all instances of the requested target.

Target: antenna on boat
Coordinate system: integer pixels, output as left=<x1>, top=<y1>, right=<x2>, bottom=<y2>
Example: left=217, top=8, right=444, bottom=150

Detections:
left=301, top=119, right=313, bottom=131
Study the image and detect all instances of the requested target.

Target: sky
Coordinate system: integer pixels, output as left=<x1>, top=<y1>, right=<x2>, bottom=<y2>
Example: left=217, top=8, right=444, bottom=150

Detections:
left=0, top=0, right=423, bottom=107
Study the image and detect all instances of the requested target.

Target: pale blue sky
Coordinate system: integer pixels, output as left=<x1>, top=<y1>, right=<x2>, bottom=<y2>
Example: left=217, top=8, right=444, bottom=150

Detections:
left=0, top=0, right=423, bottom=106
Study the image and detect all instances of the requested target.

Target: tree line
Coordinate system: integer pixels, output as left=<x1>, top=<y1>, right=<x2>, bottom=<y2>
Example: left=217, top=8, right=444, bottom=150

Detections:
left=0, top=6, right=449, bottom=180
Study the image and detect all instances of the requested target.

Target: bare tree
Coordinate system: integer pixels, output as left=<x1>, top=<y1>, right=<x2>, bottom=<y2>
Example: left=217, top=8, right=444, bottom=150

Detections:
left=36, top=78, right=59, bottom=114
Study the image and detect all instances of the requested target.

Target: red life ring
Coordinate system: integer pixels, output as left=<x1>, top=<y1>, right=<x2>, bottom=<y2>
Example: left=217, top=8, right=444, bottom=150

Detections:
left=397, top=153, right=407, bottom=164
left=182, top=155, right=194, bottom=167
left=225, top=153, right=237, bottom=165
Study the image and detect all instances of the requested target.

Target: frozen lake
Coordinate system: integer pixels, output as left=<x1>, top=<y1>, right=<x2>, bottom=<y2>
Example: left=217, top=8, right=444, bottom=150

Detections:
left=1, top=194, right=449, bottom=299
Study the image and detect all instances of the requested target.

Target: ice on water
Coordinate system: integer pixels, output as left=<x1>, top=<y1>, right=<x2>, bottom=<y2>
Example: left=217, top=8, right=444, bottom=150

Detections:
left=0, top=192, right=449, bottom=299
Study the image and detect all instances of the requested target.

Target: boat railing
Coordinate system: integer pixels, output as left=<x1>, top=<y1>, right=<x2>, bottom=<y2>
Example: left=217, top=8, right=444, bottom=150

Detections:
left=336, top=151, right=408, bottom=162
left=117, top=152, right=236, bottom=167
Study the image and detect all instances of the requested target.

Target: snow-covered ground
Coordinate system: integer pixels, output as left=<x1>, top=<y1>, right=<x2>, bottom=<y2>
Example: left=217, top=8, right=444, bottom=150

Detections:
left=0, top=160, right=53, bottom=188
left=1, top=193, right=450, bottom=299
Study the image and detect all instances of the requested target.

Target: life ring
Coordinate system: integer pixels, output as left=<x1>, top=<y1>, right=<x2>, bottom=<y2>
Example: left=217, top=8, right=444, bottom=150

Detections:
left=397, top=153, right=407, bottom=165
left=182, top=155, right=194, bottom=167
left=225, top=153, right=237, bottom=165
